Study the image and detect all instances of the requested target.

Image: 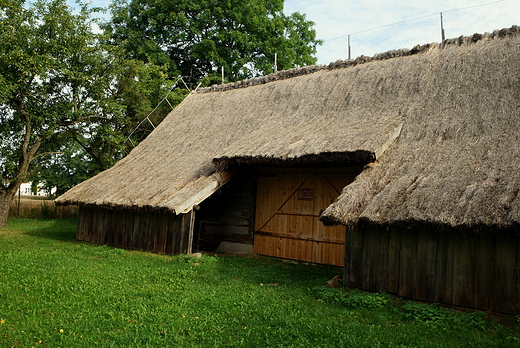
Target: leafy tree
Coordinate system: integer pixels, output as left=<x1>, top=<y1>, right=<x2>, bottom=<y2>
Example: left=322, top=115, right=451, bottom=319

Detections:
left=31, top=58, right=187, bottom=198
left=104, top=0, right=322, bottom=86
left=62, top=56, right=186, bottom=172
left=0, top=0, right=95, bottom=227
left=0, top=0, right=179, bottom=227
left=31, top=141, right=98, bottom=198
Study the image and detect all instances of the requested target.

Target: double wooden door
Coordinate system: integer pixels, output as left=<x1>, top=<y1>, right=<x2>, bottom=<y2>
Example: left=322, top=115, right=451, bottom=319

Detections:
left=253, top=167, right=361, bottom=266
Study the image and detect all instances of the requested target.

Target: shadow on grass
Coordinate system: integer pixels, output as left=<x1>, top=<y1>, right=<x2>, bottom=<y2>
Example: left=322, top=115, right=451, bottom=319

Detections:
left=11, top=216, right=343, bottom=290
left=206, top=253, right=342, bottom=291
left=22, top=217, right=78, bottom=242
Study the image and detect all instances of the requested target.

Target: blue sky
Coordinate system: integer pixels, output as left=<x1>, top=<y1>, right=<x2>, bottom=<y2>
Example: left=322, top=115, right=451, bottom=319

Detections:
left=70, top=0, right=519, bottom=65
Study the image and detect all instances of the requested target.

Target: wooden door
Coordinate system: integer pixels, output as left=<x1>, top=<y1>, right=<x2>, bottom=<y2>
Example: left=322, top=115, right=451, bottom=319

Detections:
left=253, top=167, right=361, bottom=266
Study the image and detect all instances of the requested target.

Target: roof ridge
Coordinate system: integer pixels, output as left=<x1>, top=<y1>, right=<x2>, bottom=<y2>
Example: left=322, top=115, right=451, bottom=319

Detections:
left=197, top=25, right=520, bottom=94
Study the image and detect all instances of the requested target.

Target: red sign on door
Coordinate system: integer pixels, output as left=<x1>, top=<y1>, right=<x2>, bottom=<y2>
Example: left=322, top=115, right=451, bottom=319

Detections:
left=298, top=188, right=314, bottom=201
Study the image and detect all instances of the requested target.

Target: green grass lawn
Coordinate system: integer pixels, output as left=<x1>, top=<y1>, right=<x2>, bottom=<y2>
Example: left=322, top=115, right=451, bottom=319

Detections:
left=1, top=218, right=519, bottom=347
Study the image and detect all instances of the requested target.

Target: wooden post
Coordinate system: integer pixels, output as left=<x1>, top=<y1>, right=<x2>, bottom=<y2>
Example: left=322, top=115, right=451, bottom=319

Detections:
left=187, top=209, right=196, bottom=254
left=17, top=187, right=21, bottom=217
left=348, top=35, right=351, bottom=60
left=440, top=12, right=445, bottom=41
left=274, top=53, right=278, bottom=73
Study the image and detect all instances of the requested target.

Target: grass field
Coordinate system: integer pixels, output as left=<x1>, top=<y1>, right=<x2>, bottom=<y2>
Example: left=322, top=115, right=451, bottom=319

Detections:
left=1, top=218, right=519, bottom=347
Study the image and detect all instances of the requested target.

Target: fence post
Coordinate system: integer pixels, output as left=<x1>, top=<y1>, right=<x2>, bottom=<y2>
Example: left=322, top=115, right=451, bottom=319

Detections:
left=17, top=188, right=21, bottom=217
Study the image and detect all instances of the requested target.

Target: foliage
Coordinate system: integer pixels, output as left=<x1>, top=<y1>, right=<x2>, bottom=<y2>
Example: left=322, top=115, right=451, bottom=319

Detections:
left=175, top=253, right=220, bottom=264
left=30, top=141, right=98, bottom=197
left=402, top=302, right=488, bottom=330
left=0, top=0, right=104, bottom=226
left=0, top=0, right=101, bottom=194
left=1, top=219, right=519, bottom=347
left=313, top=286, right=346, bottom=304
left=314, top=287, right=391, bottom=309
left=401, top=302, right=447, bottom=323
left=315, top=287, right=491, bottom=332
left=104, top=0, right=322, bottom=87
left=0, top=0, right=179, bottom=226
left=60, top=57, right=187, bottom=172
left=342, top=290, right=391, bottom=309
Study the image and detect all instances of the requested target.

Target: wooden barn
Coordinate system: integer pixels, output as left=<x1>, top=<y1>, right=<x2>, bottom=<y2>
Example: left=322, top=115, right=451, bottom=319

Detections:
left=57, top=26, right=520, bottom=314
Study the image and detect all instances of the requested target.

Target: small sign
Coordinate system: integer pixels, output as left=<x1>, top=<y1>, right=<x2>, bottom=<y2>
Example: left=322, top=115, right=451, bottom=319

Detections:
left=298, top=188, right=314, bottom=201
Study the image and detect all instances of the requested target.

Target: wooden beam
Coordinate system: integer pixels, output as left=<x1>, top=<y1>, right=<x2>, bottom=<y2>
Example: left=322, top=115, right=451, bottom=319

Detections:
left=176, top=170, right=236, bottom=214
left=374, top=123, right=403, bottom=159
left=254, top=231, right=344, bottom=245
left=187, top=209, right=196, bottom=254
left=274, top=210, right=321, bottom=217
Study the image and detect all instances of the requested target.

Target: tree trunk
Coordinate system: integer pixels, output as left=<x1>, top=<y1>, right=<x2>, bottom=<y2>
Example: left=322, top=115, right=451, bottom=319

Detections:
left=0, top=190, right=15, bottom=229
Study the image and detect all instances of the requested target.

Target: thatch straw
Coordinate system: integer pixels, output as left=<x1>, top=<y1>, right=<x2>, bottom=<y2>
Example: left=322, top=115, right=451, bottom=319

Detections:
left=321, top=26, right=520, bottom=232
left=58, top=26, right=520, bottom=230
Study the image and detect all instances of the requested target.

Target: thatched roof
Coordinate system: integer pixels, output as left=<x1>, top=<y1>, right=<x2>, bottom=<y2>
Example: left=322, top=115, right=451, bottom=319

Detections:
left=57, top=26, right=520, bottom=231
left=321, top=26, right=520, bottom=232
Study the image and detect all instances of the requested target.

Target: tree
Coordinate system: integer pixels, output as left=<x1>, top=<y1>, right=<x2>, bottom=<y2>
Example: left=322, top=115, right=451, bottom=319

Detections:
left=0, top=0, right=179, bottom=227
left=104, top=0, right=322, bottom=86
left=61, top=56, right=186, bottom=173
left=31, top=58, right=187, bottom=197
left=0, top=0, right=96, bottom=227
left=31, top=141, right=98, bottom=198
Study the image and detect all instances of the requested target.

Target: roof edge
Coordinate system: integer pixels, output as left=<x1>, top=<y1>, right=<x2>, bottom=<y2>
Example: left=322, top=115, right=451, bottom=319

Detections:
left=357, top=218, right=520, bottom=236
left=198, top=26, right=519, bottom=94
left=213, top=150, right=375, bottom=170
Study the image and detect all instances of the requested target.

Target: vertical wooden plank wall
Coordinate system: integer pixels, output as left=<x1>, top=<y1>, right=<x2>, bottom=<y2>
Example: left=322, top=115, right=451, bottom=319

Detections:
left=76, top=207, right=193, bottom=255
left=196, top=174, right=257, bottom=246
left=345, top=224, right=520, bottom=314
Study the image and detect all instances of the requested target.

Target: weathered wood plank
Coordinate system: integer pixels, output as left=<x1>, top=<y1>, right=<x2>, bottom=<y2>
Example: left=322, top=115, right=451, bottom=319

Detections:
left=106, top=210, right=117, bottom=247
left=122, top=210, right=134, bottom=250
left=151, top=213, right=162, bottom=253
left=386, top=227, right=400, bottom=294
left=76, top=207, right=88, bottom=241
left=378, top=226, right=389, bottom=293
left=101, top=209, right=110, bottom=245
left=313, top=241, right=343, bottom=266
left=361, top=226, right=372, bottom=289
left=92, top=209, right=101, bottom=245
left=452, top=232, right=473, bottom=308
left=342, top=222, right=520, bottom=314
left=398, top=229, right=417, bottom=299
left=143, top=212, right=153, bottom=252
left=516, top=237, right=520, bottom=314
left=348, top=225, right=363, bottom=287
left=415, top=228, right=442, bottom=303
left=180, top=210, right=193, bottom=254
left=475, top=234, right=491, bottom=311
left=344, top=227, right=353, bottom=286
left=436, top=231, right=453, bottom=306
left=492, top=235, right=517, bottom=313
left=253, top=231, right=344, bottom=244
left=76, top=207, right=196, bottom=256
left=165, top=213, right=176, bottom=255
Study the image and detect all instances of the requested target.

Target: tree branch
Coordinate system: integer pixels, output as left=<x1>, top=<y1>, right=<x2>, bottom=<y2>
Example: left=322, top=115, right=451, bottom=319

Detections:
left=32, top=151, right=64, bottom=161
left=57, top=115, right=109, bottom=127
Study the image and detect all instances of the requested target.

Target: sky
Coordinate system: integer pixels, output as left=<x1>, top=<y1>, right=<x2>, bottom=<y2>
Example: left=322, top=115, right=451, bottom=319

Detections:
left=75, top=0, right=519, bottom=65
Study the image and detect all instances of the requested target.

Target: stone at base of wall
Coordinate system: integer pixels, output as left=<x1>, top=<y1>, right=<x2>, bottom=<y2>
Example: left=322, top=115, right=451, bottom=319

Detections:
left=217, top=241, right=253, bottom=254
